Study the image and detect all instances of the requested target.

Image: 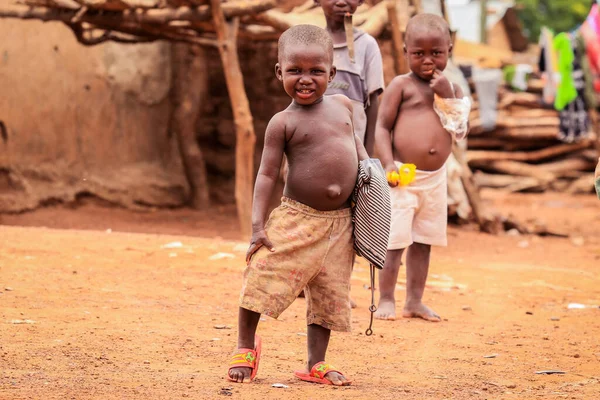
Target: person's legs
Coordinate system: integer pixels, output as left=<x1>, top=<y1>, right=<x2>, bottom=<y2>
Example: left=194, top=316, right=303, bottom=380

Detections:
left=306, top=324, right=349, bottom=386
left=374, top=248, right=404, bottom=320
left=402, top=242, right=440, bottom=322
left=228, top=307, right=261, bottom=383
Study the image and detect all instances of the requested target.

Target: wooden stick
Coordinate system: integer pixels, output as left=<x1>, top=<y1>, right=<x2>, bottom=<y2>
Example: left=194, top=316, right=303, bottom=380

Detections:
left=543, top=155, right=597, bottom=174
left=0, top=1, right=276, bottom=23
left=467, top=140, right=592, bottom=163
left=469, top=127, right=560, bottom=140
left=473, top=172, right=542, bottom=190
left=496, top=116, right=559, bottom=128
left=211, top=0, right=255, bottom=238
left=470, top=160, right=555, bottom=182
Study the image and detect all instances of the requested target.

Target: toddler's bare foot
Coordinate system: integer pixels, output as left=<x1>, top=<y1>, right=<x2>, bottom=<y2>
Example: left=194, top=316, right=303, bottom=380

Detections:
left=228, top=367, right=253, bottom=383
left=374, top=298, right=396, bottom=320
left=403, top=302, right=441, bottom=322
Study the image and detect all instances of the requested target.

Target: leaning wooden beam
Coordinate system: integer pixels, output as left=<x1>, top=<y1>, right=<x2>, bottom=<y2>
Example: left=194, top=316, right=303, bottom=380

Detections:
left=171, top=43, right=211, bottom=208
left=211, top=0, right=256, bottom=238
left=452, top=144, right=502, bottom=234
left=467, top=140, right=593, bottom=163
left=1, top=0, right=276, bottom=24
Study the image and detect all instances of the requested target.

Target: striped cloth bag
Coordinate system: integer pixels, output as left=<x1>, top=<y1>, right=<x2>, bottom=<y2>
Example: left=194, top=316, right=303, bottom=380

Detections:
left=352, top=158, right=391, bottom=335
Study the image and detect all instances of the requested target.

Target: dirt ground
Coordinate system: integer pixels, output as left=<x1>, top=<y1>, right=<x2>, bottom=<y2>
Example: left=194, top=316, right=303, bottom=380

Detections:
left=1, top=191, right=599, bottom=400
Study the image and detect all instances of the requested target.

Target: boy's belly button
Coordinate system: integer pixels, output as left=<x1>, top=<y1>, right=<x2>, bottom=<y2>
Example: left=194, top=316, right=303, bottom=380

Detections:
left=326, top=184, right=342, bottom=198
left=429, top=148, right=437, bottom=155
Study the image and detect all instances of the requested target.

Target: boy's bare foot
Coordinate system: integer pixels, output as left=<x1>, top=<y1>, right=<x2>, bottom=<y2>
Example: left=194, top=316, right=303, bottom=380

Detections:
left=302, top=364, right=350, bottom=386
left=323, top=370, right=350, bottom=386
left=228, top=367, right=252, bottom=383
left=374, top=298, right=396, bottom=320
left=402, top=302, right=441, bottom=322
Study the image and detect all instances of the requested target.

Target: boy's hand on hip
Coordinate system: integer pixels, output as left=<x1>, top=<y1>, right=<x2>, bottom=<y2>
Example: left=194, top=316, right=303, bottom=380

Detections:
left=246, top=230, right=275, bottom=265
left=430, top=70, right=454, bottom=98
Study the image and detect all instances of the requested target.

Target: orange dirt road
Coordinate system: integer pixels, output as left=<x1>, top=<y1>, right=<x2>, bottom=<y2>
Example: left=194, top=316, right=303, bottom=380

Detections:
left=1, top=192, right=599, bottom=399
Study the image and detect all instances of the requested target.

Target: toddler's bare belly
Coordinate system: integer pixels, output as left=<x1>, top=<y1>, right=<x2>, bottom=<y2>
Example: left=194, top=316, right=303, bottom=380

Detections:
left=392, top=113, right=452, bottom=171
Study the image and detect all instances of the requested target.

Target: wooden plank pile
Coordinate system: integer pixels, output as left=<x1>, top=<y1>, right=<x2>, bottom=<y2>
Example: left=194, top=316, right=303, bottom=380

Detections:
left=467, top=79, right=599, bottom=194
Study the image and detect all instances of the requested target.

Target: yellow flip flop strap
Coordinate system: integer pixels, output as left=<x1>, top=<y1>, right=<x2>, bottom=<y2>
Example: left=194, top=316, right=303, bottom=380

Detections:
left=229, top=351, right=256, bottom=367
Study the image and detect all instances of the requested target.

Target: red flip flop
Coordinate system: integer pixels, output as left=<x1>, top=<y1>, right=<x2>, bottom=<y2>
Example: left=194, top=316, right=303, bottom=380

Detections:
left=227, top=335, right=262, bottom=383
left=294, top=361, right=352, bottom=386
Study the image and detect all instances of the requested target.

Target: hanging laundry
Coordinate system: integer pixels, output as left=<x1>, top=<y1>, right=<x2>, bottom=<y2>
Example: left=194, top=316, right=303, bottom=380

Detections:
left=503, top=64, right=533, bottom=91
left=580, top=4, right=600, bottom=93
left=553, top=32, right=578, bottom=111
left=538, top=27, right=559, bottom=105
left=558, top=34, right=590, bottom=143
left=472, top=68, right=502, bottom=131
left=577, top=33, right=597, bottom=109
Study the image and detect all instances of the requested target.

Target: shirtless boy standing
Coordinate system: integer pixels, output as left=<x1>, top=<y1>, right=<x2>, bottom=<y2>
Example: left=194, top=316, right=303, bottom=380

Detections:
left=227, top=24, right=368, bottom=385
left=374, top=13, right=468, bottom=322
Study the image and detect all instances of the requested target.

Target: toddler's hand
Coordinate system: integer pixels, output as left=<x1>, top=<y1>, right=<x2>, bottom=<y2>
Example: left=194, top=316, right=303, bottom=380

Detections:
left=385, top=165, right=399, bottom=187
left=246, top=230, right=275, bottom=265
left=430, top=70, right=454, bottom=99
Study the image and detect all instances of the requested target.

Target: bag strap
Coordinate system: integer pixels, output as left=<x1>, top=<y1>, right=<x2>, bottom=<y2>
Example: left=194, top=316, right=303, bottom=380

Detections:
left=365, top=263, right=377, bottom=336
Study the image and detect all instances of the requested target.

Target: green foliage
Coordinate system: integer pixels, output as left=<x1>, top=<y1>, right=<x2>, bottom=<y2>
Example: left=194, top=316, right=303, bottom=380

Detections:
left=515, top=0, right=593, bottom=41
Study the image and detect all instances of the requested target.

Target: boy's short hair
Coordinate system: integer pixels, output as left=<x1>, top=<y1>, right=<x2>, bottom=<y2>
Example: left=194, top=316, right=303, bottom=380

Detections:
left=405, top=13, right=451, bottom=44
left=278, top=24, right=334, bottom=63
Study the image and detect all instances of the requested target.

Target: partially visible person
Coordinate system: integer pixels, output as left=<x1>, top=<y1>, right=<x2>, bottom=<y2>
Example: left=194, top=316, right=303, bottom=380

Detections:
left=373, top=13, right=470, bottom=322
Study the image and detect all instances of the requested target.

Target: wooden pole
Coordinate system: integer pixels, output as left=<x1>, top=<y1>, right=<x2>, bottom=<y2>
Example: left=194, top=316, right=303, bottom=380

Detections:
left=211, top=0, right=256, bottom=238
left=171, top=43, right=211, bottom=209
left=387, top=0, right=408, bottom=75
left=479, top=0, right=487, bottom=44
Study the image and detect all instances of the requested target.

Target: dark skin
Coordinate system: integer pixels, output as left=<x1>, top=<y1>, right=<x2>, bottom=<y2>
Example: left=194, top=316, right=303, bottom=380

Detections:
left=374, top=27, right=466, bottom=322
left=316, top=0, right=379, bottom=155
left=228, top=43, right=368, bottom=385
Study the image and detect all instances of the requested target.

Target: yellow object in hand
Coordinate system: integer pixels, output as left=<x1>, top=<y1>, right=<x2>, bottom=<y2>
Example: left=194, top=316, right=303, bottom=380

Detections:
left=386, top=171, right=400, bottom=185
left=398, top=164, right=417, bottom=186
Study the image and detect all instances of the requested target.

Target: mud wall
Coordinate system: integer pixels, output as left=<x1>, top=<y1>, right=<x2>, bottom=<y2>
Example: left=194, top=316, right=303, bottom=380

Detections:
left=0, top=17, right=395, bottom=211
left=0, top=20, right=188, bottom=212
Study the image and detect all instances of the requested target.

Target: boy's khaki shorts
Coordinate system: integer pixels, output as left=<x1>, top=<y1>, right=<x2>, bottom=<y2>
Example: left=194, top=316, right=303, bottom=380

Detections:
left=240, top=197, right=354, bottom=332
left=388, top=161, right=448, bottom=250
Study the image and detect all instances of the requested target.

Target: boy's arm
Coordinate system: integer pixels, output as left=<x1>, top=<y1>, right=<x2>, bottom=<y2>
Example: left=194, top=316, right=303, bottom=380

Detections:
left=355, top=134, right=369, bottom=161
left=364, top=92, right=379, bottom=156
left=375, top=77, right=404, bottom=183
left=246, top=114, right=286, bottom=264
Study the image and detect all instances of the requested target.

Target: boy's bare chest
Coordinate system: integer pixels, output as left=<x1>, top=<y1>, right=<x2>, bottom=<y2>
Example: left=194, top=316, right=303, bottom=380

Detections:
left=287, top=114, right=353, bottom=144
left=401, top=87, right=435, bottom=110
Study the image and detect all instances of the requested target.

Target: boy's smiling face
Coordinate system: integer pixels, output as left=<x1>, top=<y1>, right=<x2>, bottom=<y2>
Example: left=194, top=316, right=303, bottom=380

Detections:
left=405, top=29, right=452, bottom=81
left=275, top=43, right=336, bottom=106
left=316, top=0, right=363, bottom=23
